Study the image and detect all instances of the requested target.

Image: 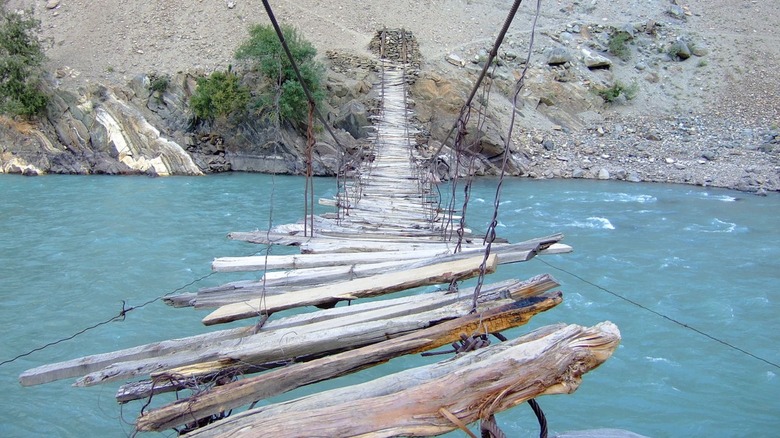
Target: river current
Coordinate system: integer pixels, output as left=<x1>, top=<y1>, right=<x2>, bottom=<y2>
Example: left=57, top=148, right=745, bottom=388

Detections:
left=1, top=174, right=778, bottom=437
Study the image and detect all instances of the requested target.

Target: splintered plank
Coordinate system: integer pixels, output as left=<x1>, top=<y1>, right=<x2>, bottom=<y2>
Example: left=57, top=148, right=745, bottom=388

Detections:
left=143, top=320, right=619, bottom=436
left=18, top=326, right=254, bottom=387
left=201, top=253, right=498, bottom=325
left=212, top=248, right=447, bottom=272
left=24, top=277, right=545, bottom=389
left=134, top=291, right=564, bottom=432
left=212, top=234, right=565, bottom=273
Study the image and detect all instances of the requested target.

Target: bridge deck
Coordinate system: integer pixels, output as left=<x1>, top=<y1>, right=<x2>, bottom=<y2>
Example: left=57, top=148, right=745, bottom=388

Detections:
left=335, top=62, right=442, bottom=235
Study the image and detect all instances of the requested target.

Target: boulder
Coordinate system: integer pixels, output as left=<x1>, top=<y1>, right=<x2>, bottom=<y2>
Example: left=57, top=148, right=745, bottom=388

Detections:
left=581, top=48, right=612, bottom=69
left=669, top=40, right=692, bottom=60
left=446, top=53, right=466, bottom=67
left=546, top=47, right=573, bottom=65
left=334, top=100, right=371, bottom=139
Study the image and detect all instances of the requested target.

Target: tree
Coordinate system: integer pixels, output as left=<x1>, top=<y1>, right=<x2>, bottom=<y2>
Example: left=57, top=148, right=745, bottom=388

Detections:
left=235, top=24, right=324, bottom=125
left=0, top=6, right=48, bottom=118
left=190, top=67, right=250, bottom=121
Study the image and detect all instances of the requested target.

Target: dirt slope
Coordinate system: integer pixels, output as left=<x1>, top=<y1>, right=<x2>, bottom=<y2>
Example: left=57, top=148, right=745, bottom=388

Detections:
left=13, top=0, right=777, bottom=125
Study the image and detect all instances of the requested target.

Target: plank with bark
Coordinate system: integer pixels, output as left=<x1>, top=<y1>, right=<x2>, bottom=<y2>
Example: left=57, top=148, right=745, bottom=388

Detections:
left=148, top=321, right=619, bottom=436
left=134, top=292, right=565, bottom=432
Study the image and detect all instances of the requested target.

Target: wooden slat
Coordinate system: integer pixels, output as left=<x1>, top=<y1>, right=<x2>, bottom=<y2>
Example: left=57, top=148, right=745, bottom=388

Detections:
left=152, top=321, right=619, bottom=436
left=212, top=248, right=447, bottom=272
left=134, top=292, right=565, bottom=432
left=117, top=276, right=558, bottom=402
left=202, top=254, right=498, bottom=325
left=18, top=326, right=254, bottom=387
left=77, top=274, right=558, bottom=394
left=78, top=275, right=551, bottom=389
left=212, top=234, right=565, bottom=273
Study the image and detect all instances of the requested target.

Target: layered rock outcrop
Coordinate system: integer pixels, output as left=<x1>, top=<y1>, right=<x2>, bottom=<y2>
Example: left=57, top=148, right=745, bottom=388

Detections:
left=1, top=79, right=202, bottom=176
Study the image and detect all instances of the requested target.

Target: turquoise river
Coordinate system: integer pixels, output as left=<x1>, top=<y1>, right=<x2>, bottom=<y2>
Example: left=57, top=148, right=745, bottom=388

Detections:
left=1, top=174, right=778, bottom=437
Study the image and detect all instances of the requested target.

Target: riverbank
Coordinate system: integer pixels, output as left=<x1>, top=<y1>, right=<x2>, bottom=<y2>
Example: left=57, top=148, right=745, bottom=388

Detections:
left=3, top=0, right=777, bottom=193
left=516, top=111, right=778, bottom=194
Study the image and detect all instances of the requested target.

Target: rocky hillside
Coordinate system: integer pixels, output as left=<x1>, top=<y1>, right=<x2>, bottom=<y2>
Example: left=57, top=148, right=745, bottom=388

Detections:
left=1, top=0, right=777, bottom=192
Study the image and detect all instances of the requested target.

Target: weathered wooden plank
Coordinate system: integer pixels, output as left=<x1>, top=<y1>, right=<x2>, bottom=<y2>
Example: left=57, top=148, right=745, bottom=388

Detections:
left=134, top=292, right=564, bottom=432
left=28, top=280, right=513, bottom=387
left=18, top=326, right=254, bottom=387
left=213, top=249, right=443, bottom=272
left=202, top=254, right=498, bottom=325
left=77, top=279, right=510, bottom=387
left=298, top=239, right=486, bottom=254
left=220, top=244, right=566, bottom=294
left=184, top=245, right=558, bottom=309
left=23, top=271, right=557, bottom=389
left=226, top=230, right=447, bottom=247
left=74, top=276, right=550, bottom=390
left=143, top=319, right=619, bottom=435
left=189, top=239, right=568, bottom=307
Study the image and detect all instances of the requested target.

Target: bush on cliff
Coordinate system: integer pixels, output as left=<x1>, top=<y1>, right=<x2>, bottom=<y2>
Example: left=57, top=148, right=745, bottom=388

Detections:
left=0, top=6, right=48, bottom=118
left=190, top=67, right=250, bottom=121
left=235, top=24, right=324, bottom=125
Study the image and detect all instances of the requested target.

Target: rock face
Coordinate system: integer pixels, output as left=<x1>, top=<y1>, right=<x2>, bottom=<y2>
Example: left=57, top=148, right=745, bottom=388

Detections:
left=1, top=78, right=202, bottom=176
left=0, top=71, right=364, bottom=177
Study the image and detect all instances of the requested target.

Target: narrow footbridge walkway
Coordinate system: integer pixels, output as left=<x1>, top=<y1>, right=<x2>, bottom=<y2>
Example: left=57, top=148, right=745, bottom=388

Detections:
left=335, top=62, right=440, bottom=235
left=18, top=29, right=620, bottom=438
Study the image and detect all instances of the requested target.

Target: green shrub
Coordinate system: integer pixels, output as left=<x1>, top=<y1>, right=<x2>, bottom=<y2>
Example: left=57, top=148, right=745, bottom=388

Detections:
left=150, top=75, right=170, bottom=94
left=149, top=75, right=170, bottom=104
left=608, top=31, right=632, bottom=62
left=190, top=68, right=250, bottom=121
left=235, top=24, right=323, bottom=124
left=0, top=6, right=48, bottom=118
left=596, top=81, right=638, bottom=103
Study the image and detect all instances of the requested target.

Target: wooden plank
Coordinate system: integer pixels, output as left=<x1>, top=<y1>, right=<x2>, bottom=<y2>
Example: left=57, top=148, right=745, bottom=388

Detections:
left=22, top=273, right=557, bottom=388
left=298, top=239, right=485, bottom=254
left=134, top=292, right=564, bottom=432
left=76, top=277, right=525, bottom=388
left=72, top=277, right=551, bottom=390
left=18, top=326, right=254, bottom=387
left=202, top=254, right=498, bottom=325
left=139, top=319, right=619, bottom=435
left=212, top=248, right=447, bottom=272
left=188, top=238, right=568, bottom=308
left=221, top=244, right=564, bottom=293
left=25, top=285, right=470, bottom=387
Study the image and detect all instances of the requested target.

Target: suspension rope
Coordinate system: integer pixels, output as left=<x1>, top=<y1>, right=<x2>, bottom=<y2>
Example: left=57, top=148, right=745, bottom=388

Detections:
left=0, top=270, right=219, bottom=367
left=304, top=101, right=315, bottom=236
left=260, top=0, right=350, bottom=228
left=536, top=258, right=780, bottom=370
left=528, top=398, right=548, bottom=438
left=428, top=0, right=526, bottom=162
left=469, top=0, right=539, bottom=313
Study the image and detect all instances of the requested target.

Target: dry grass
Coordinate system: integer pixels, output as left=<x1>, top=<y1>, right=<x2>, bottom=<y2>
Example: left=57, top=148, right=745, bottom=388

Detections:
left=0, top=115, right=36, bottom=134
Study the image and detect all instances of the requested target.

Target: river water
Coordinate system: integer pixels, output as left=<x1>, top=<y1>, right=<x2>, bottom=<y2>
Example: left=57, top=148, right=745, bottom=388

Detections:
left=1, top=174, right=778, bottom=437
